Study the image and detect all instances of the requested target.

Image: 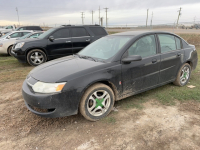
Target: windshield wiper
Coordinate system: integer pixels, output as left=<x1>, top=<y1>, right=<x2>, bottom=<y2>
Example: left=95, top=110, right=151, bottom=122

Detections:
left=80, top=55, right=96, bottom=62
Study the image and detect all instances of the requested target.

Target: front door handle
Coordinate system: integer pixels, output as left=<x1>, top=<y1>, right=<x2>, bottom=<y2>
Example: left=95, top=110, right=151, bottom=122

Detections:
left=177, top=53, right=181, bottom=57
left=86, top=39, right=90, bottom=42
left=152, top=58, right=157, bottom=64
left=66, top=41, right=71, bottom=43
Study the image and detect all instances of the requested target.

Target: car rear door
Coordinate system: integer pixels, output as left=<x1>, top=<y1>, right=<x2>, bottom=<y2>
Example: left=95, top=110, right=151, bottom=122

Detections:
left=157, top=34, right=184, bottom=83
left=47, top=28, right=72, bottom=57
left=121, top=34, right=160, bottom=95
left=70, top=27, right=91, bottom=54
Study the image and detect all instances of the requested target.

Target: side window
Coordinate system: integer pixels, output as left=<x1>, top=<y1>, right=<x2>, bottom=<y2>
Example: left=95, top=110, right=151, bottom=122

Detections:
left=52, top=29, right=70, bottom=39
left=18, top=27, right=26, bottom=31
left=6, top=26, right=13, bottom=29
left=175, top=37, right=182, bottom=50
left=89, top=27, right=107, bottom=35
left=22, top=32, right=30, bottom=36
left=128, top=35, right=157, bottom=58
left=29, top=33, right=42, bottom=38
left=71, top=28, right=89, bottom=37
left=10, top=32, right=22, bottom=38
left=158, top=34, right=176, bottom=53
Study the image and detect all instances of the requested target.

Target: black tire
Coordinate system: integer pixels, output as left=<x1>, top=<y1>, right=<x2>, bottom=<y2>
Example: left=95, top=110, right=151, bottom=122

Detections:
left=7, top=45, right=13, bottom=56
left=173, top=63, right=191, bottom=86
left=80, top=83, right=115, bottom=121
left=27, top=49, right=47, bottom=66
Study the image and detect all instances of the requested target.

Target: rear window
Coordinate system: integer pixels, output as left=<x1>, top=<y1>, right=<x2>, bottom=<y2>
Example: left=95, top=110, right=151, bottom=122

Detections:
left=89, top=27, right=107, bottom=35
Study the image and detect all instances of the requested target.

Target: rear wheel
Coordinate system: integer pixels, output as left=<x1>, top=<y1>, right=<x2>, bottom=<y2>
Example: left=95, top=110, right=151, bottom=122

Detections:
left=173, top=63, right=191, bottom=86
left=27, top=49, right=47, bottom=66
left=7, top=45, right=13, bottom=56
left=80, top=83, right=115, bottom=121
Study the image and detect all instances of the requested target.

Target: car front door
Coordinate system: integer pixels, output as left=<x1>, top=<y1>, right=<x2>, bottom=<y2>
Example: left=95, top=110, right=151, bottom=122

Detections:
left=121, top=34, right=160, bottom=96
left=157, top=34, right=185, bottom=83
left=71, top=27, right=91, bottom=54
left=47, top=28, right=72, bottom=58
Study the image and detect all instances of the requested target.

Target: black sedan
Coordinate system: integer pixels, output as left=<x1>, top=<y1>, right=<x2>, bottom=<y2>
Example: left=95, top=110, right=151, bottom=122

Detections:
left=22, top=31, right=198, bottom=121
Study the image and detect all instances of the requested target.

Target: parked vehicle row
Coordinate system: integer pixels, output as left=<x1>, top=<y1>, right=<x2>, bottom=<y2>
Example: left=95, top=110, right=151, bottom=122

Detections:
left=22, top=31, right=198, bottom=121
left=0, top=31, right=43, bottom=55
left=12, top=25, right=108, bottom=66
left=0, top=25, right=43, bottom=37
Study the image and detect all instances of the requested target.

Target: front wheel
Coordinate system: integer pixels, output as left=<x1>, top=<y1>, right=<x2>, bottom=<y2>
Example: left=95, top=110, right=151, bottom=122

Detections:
left=173, top=63, right=191, bottom=86
left=27, top=49, right=47, bottom=66
left=80, top=83, right=115, bottom=121
left=7, top=45, right=13, bottom=56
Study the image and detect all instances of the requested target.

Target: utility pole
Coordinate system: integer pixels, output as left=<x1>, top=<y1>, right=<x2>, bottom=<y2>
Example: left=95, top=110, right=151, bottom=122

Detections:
left=99, top=6, right=101, bottom=25
left=16, top=7, right=20, bottom=26
left=176, top=7, right=182, bottom=28
left=81, top=12, right=85, bottom=25
left=146, top=9, right=149, bottom=27
left=104, top=8, right=108, bottom=28
left=150, top=12, right=153, bottom=30
left=91, top=10, right=94, bottom=25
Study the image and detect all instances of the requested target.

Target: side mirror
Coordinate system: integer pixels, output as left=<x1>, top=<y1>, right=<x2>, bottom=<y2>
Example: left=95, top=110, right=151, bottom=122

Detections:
left=7, top=36, right=11, bottom=39
left=122, top=55, right=142, bottom=63
left=49, top=36, right=54, bottom=42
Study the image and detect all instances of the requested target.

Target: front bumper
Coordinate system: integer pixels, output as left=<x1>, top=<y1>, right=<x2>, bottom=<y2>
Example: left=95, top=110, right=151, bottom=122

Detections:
left=22, top=80, right=79, bottom=118
left=12, top=47, right=27, bottom=63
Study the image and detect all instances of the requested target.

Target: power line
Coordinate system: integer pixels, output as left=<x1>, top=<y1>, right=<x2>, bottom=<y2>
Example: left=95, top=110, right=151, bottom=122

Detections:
left=16, top=7, right=20, bottom=26
left=104, top=8, right=108, bottom=27
left=91, top=10, right=95, bottom=25
left=81, top=12, right=85, bottom=25
left=150, top=12, right=153, bottom=29
left=176, top=7, right=182, bottom=28
left=146, top=9, right=149, bottom=27
left=99, top=6, right=101, bottom=25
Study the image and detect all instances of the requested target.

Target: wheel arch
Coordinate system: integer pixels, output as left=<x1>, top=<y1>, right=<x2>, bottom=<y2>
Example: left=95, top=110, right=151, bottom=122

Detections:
left=7, top=45, right=13, bottom=54
left=25, top=47, right=48, bottom=59
left=78, top=80, right=119, bottom=110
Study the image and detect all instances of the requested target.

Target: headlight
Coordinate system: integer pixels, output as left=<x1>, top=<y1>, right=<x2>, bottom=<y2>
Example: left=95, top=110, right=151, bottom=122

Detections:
left=0, top=43, right=2, bottom=47
left=15, top=42, right=25, bottom=49
left=32, top=81, right=66, bottom=94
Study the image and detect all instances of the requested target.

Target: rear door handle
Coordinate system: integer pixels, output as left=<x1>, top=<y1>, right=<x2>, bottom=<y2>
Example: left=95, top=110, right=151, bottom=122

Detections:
left=152, top=58, right=157, bottom=64
left=66, top=41, right=71, bottom=43
left=177, top=53, right=181, bottom=57
left=86, top=39, right=90, bottom=42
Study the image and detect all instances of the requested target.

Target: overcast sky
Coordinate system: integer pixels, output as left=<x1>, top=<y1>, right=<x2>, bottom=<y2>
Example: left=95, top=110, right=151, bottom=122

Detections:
left=0, top=0, right=200, bottom=26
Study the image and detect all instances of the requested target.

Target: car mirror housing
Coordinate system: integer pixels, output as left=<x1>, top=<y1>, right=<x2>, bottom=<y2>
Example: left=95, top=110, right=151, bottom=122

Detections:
left=122, top=55, right=142, bottom=63
left=49, top=36, right=54, bottom=42
left=7, top=36, right=11, bottom=39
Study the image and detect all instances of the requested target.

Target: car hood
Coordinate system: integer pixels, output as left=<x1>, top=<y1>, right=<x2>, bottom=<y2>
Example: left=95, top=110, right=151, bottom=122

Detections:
left=16, top=38, right=39, bottom=43
left=29, top=55, right=105, bottom=83
left=16, top=38, right=41, bottom=43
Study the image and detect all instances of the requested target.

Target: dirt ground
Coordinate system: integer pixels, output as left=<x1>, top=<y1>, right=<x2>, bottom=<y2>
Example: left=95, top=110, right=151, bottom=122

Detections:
left=1, top=80, right=200, bottom=150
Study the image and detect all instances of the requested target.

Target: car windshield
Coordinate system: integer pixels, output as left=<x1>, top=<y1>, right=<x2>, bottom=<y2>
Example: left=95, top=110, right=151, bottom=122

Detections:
left=78, top=36, right=132, bottom=60
left=18, top=33, right=32, bottom=40
left=37, top=28, right=55, bottom=39
left=0, top=32, right=11, bottom=38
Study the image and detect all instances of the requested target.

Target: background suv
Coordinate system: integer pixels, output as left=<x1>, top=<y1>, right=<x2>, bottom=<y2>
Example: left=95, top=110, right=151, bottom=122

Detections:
left=12, top=25, right=108, bottom=66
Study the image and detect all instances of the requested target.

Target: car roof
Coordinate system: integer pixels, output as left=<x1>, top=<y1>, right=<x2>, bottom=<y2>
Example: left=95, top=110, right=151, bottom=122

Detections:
left=112, top=31, right=175, bottom=36
left=19, top=26, right=41, bottom=27
left=11, top=30, right=34, bottom=33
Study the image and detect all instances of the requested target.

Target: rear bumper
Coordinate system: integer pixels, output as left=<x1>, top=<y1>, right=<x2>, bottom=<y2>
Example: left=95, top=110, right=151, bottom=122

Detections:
left=22, top=81, right=78, bottom=118
left=0, top=46, right=7, bottom=54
